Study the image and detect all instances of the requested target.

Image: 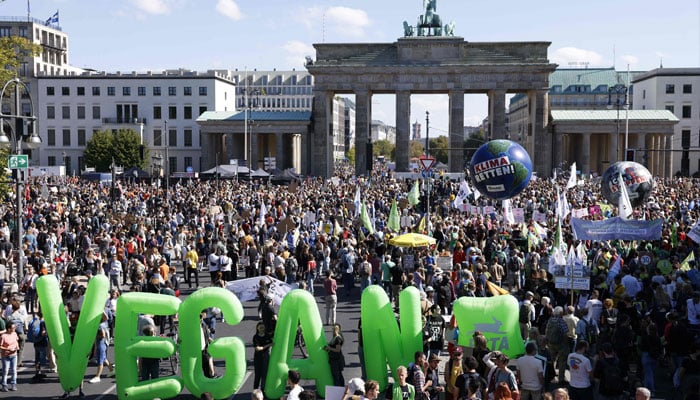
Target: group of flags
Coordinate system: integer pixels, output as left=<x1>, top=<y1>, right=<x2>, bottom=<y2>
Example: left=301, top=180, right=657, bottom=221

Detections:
left=45, top=10, right=59, bottom=26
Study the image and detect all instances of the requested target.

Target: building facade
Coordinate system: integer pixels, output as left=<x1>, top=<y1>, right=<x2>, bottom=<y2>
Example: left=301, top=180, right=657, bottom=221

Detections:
left=36, top=69, right=237, bottom=174
left=633, top=68, right=700, bottom=176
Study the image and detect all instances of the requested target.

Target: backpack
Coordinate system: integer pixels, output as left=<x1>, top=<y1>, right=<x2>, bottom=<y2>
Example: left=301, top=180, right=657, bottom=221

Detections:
left=406, top=363, right=419, bottom=386
left=508, top=256, right=520, bottom=272
left=581, top=318, right=598, bottom=344
left=27, top=317, right=41, bottom=343
left=461, top=371, right=485, bottom=400
left=545, top=318, right=564, bottom=345
left=600, top=358, right=625, bottom=395
left=519, top=303, right=530, bottom=324
left=285, top=257, right=298, bottom=274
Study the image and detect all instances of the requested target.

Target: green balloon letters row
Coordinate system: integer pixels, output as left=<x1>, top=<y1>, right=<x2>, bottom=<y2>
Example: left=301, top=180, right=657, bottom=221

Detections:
left=36, top=276, right=524, bottom=400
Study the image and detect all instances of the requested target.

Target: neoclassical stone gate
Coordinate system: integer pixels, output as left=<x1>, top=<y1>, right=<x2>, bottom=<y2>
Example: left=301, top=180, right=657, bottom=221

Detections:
left=305, top=37, right=557, bottom=178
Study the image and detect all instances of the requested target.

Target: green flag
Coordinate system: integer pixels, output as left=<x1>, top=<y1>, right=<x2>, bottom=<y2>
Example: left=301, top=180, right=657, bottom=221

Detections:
left=681, top=251, right=695, bottom=272
left=672, top=224, right=678, bottom=248
left=360, top=202, right=375, bottom=235
left=408, top=180, right=420, bottom=206
left=388, top=199, right=400, bottom=232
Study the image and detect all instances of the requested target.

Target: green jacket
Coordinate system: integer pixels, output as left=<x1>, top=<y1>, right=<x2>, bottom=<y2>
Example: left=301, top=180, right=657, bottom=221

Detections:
left=389, top=383, right=415, bottom=400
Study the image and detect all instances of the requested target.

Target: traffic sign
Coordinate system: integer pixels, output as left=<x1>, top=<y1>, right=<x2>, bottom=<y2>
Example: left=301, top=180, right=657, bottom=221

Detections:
left=8, top=155, right=28, bottom=170
left=419, top=156, right=436, bottom=171
left=421, top=170, right=434, bottom=179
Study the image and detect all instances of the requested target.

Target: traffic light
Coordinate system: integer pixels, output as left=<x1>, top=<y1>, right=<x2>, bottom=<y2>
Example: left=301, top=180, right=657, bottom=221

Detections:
left=625, top=148, right=635, bottom=162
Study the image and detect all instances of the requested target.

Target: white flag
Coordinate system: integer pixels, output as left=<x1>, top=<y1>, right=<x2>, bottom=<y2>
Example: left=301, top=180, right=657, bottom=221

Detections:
left=354, top=186, right=361, bottom=217
left=566, top=162, right=577, bottom=190
left=473, top=186, right=481, bottom=201
left=502, top=199, right=515, bottom=225
left=453, top=179, right=472, bottom=208
left=556, top=187, right=570, bottom=220
left=259, top=202, right=267, bottom=227
left=618, top=172, right=633, bottom=220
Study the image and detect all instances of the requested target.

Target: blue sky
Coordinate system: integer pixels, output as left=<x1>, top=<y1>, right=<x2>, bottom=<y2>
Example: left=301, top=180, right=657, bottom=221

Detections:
left=2, top=0, right=699, bottom=134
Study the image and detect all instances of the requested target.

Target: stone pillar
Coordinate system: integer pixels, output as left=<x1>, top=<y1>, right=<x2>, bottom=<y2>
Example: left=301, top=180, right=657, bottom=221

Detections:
left=226, top=133, right=233, bottom=164
left=395, top=90, right=411, bottom=172
left=200, top=130, right=216, bottom=170
left=308, top=90, right=333, bottom=177
left=448, top=90, right=465, bottom=172
left=250, top=125, right=259, bottom=171
left=488, top=89, right=507, bottom=139
left=355, top=89, right=371, bottom=176
left=609, top=130, right=619, bottom=165
left=581, top=133, right=591, bottom=176
left=664, top=134, right=672, bottom=178
left=636, top=133, right=647, bottom=167
left=653, top=135, right=661, bottom=176
left=275, top=132, right=284, bottom=170
left=532, top=90, right=551, bottom=177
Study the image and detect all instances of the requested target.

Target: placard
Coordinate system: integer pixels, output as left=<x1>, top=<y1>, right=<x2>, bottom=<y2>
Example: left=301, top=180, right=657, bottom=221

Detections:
left=436, top=256, right=453, bottom=272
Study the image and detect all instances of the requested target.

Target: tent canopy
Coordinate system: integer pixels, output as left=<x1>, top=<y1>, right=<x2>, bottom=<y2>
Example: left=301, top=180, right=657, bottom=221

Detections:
left=251, top=168, right=271, bottom=177
left=388, top=233, right=436, bottom=248
left=120, top=166, right=151, bottom=178
left=201, top=164, right=250, bottom=176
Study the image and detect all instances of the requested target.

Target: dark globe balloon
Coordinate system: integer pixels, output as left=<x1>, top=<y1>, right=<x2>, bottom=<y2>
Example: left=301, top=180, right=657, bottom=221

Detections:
left=601, top=161, right=654, bottom=208
left=469, top=139, right=533, bottom=200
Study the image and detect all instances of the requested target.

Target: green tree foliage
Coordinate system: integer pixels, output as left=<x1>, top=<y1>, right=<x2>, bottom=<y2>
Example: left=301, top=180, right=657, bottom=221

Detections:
left=346, top=146, right=355, bottom=164
left=464, top=129, right=487, bottom=163
left=428, top=136, right=449, bottom=163
left=0, top=36, right=41, bottom=83
left=84, top=129, right=148, bottom=172
left=409, top=141, right=424, bottom=159
left=373, top=139, right=394, bottom=160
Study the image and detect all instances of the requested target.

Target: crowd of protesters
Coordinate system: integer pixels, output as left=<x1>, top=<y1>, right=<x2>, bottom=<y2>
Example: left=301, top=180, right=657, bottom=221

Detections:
left=0, top=161, right=698, bottom=399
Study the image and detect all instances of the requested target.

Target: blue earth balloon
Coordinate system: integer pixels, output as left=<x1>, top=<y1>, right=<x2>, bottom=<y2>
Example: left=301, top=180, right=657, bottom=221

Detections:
left=469, top=140, right=533, bottom=200
left=601, top=161, right=654, bottom=208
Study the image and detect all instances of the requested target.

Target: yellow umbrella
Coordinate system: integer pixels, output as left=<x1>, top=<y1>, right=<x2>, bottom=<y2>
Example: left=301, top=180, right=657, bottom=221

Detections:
left=388, top=232, right=437, bottom=248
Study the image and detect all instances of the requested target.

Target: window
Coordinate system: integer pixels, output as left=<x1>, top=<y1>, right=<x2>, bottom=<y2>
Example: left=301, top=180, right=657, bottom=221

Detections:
left=666, top=84, right=675, bottom=94
left=153, top=129, right=162, bottom=146
left=107, top=86, right=115, bottom=96
left=77, top=105, right=85, bottom=119
left=138, top=86, right=146, bottom=96
left=77, top=86, right=85, bottom=96
left=116, top=104, right=138, bottom=123
left=64, top=156, right=71, bottom=172
left=683, top=105, right=692, bottom=119
left=169, top=157, right=177, bottom=173
left=199, top=106, right=207, bottom=116
left=62, top=129, right=71, bottom=146
left=683, top=84, right=692, bottom=94
left=184, top=129, right=193, bottom=147
left=168, top=106, right=177, bottom=119
left=46, top=86, right=55, bottom=96
left=199, top=86, right=207, bottom=96
left=666, top=105, right=675, bottom=114
left=47, top=129, right=56, bottom=146
left=184, top=86, right=192, bottom=96
left=92, top=86, right=100, bottom=96
left=0, top=27, right=10, bottom=37
left=78, top=129, right=86, bottom=146
left=123, top=87, right=131, bottom=96
left=47, top=105, right=55, bottom=119
left=184, top=156, right=193, bottom=169
left=184, top=106, right=192, bottom=119
left=153, top=87, right=161, bottom=96
left=48, top=156, right=56, bottom=166
left=169, top=129, right=177, bottom=147
left=153, top=106, right=162, bottom=120
left=168, top=86, right=176, bottom=96
left=62, top=87, right=69, bottom=96
left=92, top=105, right=101, bottom=120
left=62, top=105, right=70, bottom=119
left=682, top=130, right=691, bottom=148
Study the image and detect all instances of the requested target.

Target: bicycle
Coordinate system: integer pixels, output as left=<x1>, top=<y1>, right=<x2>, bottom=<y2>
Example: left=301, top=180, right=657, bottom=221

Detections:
left=294, top=324, right=307, bottom=359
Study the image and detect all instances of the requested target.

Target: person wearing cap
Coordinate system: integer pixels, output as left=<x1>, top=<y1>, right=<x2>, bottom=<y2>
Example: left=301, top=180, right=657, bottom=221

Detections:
left=425, top=353, right=444, bottom=400
left=421, top=287, right=434, bottom=316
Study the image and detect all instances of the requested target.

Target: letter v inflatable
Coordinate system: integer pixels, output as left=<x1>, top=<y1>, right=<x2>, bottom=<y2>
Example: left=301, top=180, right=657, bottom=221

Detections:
left=36, top=275, right=110, bottom=392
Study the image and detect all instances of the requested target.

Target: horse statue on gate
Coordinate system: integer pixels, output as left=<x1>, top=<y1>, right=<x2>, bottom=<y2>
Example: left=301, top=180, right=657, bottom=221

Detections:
left=417, top=0, right=442, bottom=36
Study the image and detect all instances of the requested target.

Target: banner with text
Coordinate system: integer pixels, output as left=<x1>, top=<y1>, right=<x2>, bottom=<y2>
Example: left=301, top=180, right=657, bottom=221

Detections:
left=571, top=217, right=663, bottom=241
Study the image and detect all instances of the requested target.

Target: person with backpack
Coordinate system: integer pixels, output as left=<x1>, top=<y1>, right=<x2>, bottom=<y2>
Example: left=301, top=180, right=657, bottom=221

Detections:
left=29, top=312, right=48, bottom=378
left=575, top=309, right=599, bottom=357
left=445, top=347, right=464, bottom=400
left=638, top=322, right=662, bottom=396
left=455, top=355, right=487, bottom=400
left=506, top=250, right=524, bottom=291
left=593, top=342, right=627, bottom=400
left=406, top=351, right=428, bottom=400
left=545, top=306, right=569, bottom=385
left=482, top=351, right=518, bottom=400
left=566, top=340, right=593, bottom=400
left=425, top=353, right=444, bottom=400
left=519, top=292, right=536, bottom=340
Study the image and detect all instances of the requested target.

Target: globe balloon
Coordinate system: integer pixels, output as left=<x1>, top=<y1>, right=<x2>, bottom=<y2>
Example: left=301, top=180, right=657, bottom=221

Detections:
left=469, top=140, right=533, bottom=200
left=601, top=161, right=654, bottom=208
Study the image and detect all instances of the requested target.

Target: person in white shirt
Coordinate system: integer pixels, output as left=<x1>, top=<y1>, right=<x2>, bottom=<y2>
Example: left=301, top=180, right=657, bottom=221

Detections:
left=621, top=268, right=642, bottom=298
left=285, top=369, right=303, bottom=400
left=584, top=290, right=603, bottom=324
left=515, top=342, right=544, bottom=400
left=566, top=340, right=593, bottom=400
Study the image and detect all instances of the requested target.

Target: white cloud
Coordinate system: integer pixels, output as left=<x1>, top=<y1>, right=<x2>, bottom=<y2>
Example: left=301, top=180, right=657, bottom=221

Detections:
left=130, top=0, right=170, bottom=15
left=550, top=47, right=605, bottom=68
left=296, top=6, right=370, bottom=38
left=282, top=40, right=315, bottom=68
left=216, top=0, right=242, bottom=21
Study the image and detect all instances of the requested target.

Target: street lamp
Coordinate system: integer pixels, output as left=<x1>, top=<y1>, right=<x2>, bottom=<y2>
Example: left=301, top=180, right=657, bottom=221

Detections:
left=164, top=120, right=169, bottom=201
left=608, top=83, right=628, bottom=161
left=0, top=78, right=42, bottom=283
left=242, top=86, right=260, bottom=172
left=424, top=111, right=430, bottom=232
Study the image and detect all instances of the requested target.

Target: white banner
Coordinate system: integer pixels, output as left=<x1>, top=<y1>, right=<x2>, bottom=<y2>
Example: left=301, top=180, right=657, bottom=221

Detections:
left=533, top=210, right=546, bottom=223
left=572, top=208, right=589, bottom=218
left=226, top=276, right=296, bottom=306
left=483, top=206, right=495, bottom=215
left=513, top=208, right=525, bottom=223
left=689, top=221, right=700, bottom=243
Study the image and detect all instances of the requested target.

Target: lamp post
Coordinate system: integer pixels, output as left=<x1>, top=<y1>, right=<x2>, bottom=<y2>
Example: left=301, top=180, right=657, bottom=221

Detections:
left=164, top=120, right=169, bottom=201
left=608, top=84, right=628, bottom=161
left=0, top=78, right=42, bottom=283
left=425, top=111, right=430, bottom=232
left=242, top=85, right=260, bottom=173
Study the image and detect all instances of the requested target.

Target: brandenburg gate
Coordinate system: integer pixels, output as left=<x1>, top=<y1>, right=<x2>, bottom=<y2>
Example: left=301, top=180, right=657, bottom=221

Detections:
left=305, top=3, right=557, bottom=177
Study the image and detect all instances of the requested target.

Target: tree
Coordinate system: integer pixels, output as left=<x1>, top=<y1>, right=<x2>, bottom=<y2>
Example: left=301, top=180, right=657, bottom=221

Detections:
left=84, top=129, right=148, bottom=172
left=428, top=136, right=449, bottom=164
left=346, top=146, right=355, bottom=164
left=373, top=139, right=394, bottom=160
left=0, top=36, right=41, bottom=84
left=464, top=129, right=487, bottom=163
left=409, top=141, right=424, bottom=159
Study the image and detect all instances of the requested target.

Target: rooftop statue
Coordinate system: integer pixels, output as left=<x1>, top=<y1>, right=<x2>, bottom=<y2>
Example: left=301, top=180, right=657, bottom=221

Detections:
left=403, top=0, right=454, bottom=37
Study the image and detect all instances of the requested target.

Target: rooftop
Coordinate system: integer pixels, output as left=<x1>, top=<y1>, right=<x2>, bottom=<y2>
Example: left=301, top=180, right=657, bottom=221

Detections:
left=551, top=109, right=679, bottom=122
left=197, top=110, right=312, bottom=122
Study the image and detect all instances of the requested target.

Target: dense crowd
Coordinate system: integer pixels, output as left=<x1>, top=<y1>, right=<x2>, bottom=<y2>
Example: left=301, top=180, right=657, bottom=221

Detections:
left=0, top=163, right=698, bottom=399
